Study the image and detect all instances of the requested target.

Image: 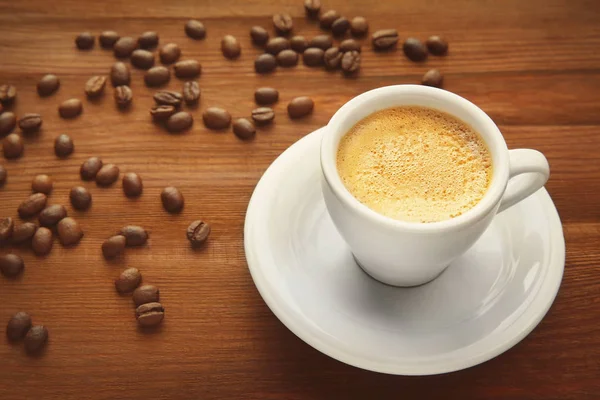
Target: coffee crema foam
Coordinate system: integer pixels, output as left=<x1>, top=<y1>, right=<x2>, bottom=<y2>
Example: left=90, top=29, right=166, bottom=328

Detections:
left=336, top=106, right=492, bottom=223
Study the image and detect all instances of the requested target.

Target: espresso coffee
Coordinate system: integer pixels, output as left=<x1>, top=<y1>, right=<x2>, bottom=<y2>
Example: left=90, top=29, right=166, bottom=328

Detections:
left=336, top=106, right=492, bottom=223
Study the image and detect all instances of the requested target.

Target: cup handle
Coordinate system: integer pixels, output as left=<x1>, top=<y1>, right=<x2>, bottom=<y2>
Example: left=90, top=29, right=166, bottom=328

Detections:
left=498, top=149, right=550, bottom=213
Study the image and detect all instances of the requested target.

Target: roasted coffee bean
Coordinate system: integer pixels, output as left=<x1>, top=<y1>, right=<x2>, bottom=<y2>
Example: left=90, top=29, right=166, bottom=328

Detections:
left=324, top=47, right=342, bottom=69
left=341, top=50, right=361, bottom=73
left=144, top=66, right=170, bottom=87
left=69, top=186, right=92, bottom=210
left=99, top=31, right=120, bottom=48
left=122, top=172, right=143, bottom=197
left=187, top=220, right=211, bottom=246
left=37, top=74, right=60, bottom=96
left=57, top=217, right=83, bottom=246
left=277, top=49, right=298, bottom=67
left=133, top=285, right=160, bottom=307
left=0, top=112, right=16, bottom=135
left=254, top=87, right=279, bottom=105
left=426, top=35, right=448, bottom=56
left=96, top=164, right=120, bottom=186
left=273, top=13, right=293, bottom=35
left=221, top=35, right=241, bottom=59
left=319, top=10, right=340, bottom=29
left=18, top=193, right=47, bottom=218
left=119, top=225, right=148, bottom=246
left=131, top=49, right=155, bottom=69
left=18, top=114, right=42, bottom=134
left=350, top=16, right=369, bottom=36
left=115, top=267, right=142, bottom=293
left=3, top=134, right=24, bottom=159
left=80, top=157, right=103, bottom=180
left=11, top=222, right=37, bottom=244
left=331, top=17, right=350, bottom=36
left=114, top=85, right=133, bottom=108
left=159, top=43, right=181, bottom=64
left=290, top=36, right=308, bottom=52
left=32, top=174, right=53, bottom=194
left=372, top=29, right=399, bottom=50
left=136, top=302, right=164, bottom=327
left=39, top=205, right=67, bottom=227
left=0, top=84, right=16, bottom=105
left=340, top=39, right=361, bottom=53
left=309, top=35, right=333, bottom=50
left=0, top=217, right=13, bottom=241
left=153, top=90, right=183, bottom=107
left=422, top=69, right=443, bottom=88
left=58, top=98, right=82, bottom=119
left=110, top=62, right=131, bottom=87
left=251, top=107, right=275, bottom=125
left=54, top=134, right=74, bottom=158
left=150, top=105, right=176, bottom=121
left=138, top=31, right=159, bottom=49
left=166, top=111, right=193, bottom=133
left=202, top=107, right=231, bottom=130
left=0, top=254, right=24, bottom=278
left=85, top=75, right=107, bottom=98
left=0, top=165, right=5, bottom=186
left=250, top=26, right=269, bottom=46
left=182, top=81, right=200, bottom=105
left=304, top=0, right=321, bottom=18
left=75, top=32, right=95, bottom=50
left=113, top=36, right=137, bottom=58
left=232, top=118, right=256, bottom=140
left=288, top=96, right=314, bottom=118
left=303, top=47, right=325, bottom=67
left=6, top=312, right=32, bottom=341
left=102, top=235, right=126, bottom=259
left=161, top=186, right=184, bottom=213
left=32, top=227, right=53, bottom=256
left=265, top=37, right=291, bottom=55
left=185, top=20, right=206, bottom=39
left=174, top=60, right=201, bottom=78
left=24, top=325, right=48, bottom=355
left=254, top=53, right=277, bottom=74
left=403, top=38, right=428, bottom=61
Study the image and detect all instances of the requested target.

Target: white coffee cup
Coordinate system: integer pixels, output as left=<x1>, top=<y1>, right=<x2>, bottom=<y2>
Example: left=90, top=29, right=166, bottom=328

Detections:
left=321, top=85, right=550, bottom=287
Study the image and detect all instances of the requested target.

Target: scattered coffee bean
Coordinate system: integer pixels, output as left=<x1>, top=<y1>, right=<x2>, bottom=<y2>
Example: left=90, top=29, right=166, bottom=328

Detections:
left=102, top=235, right=126, bottom=259
left=0, top=254, right=24, bottom=278
left=0, top=112, right=16, bottom=135
left=122, top=172, right=143, bottom=197
left=18, top=193, right=47, bottom=218
left=288, top=96, right=314, bottom=118
left=324, top=47, right=342, bottom=69
left=290, top=36, right=308, bottom=52
left=96, top=164, right=120, bottom=186
left=185, top=20, right=206, bottom=39
left=341, top=50, right=361, bottom=73
left=58, top=98, right=82, bottom=119
left=154, top=90, right=183, bottom=107
left=250, top=26, right=269, bottom=46
left=203, top=107, right=231, bottom=130
left=350, top=16, right=369, bottom=36
left=85, top=75, right=107, bottom=98
left=0, top=217, right=13, bottom=241
left=182, top=81, right=200, bottom=105
left=115, top=267, right=142, bottom=293
left=159, top=44, right=181, bottom=66
left=114, top=85, right=133, bottom=108
left=6, top=312, right=32, bottom=341
left=331, top=17, right=350, bottom=36
left=254, top=53, right=277, bottom=74
left=80, top=157, right=103, bottom=180
left=309, top=35, right=333, bottom=50
left=119, top=225, right=148, bottom=246
left=422, top=69, right=443, bottom=88
left=37, top=74, right=60, bottom=97
left=136, top=302, right=164, bottom=327
left=320, top=10, right=340, bottom=29
left=70, top=186, right=92, bottom=210
left=18, top=114, right=42, bottom=134
left=57, top=217, right=83, bottom=246
left=54, top=134, right=74, bottom=158
left=3, top=133, right=24, bottom=159
left=39, top=205, right=67, bottom=227
left=133, top=285, right=160, bottom=307
left=426, top=35, right=448, bottom=56
left=99, top=31, right=120, bottom=48
left=11, top=222, right=37, bottom=244
left=277, top=49, right=299, bottom=67
left=266, top=37, right=291, bottom=55
left=340, top=39, right=361, bottom=53
left=0, top=84, right=16, bottom=105
left=187, top=220, right=211, bottom=246
left=138, top=31, right=159, bottom=49
left=75, top=32, right=95, bottom=50
left=251, top=107, right=275, bottom=125
left=372, top=29, right=399, bottom=50
left=0, top=165, right=5, bottom=186
left=110, top=62, right=131, bottom=87
left=403, top=38, right=428, bottom=62
left=174, top=60, right=201, bottom=79
left=255, top=87, right=279, bottom=105
left=32, top=174, right=53, bottom=194
left=32, top=227, right=53, bottom=256
left=304, top=0, right=321, bottom=18
left=273, top=13, right=293, bottom=35
left=131, top=49, right=155, bottom=69
left=161, top=186, right=184, bottom=213
left=221, top=35, right=241, bottom=59
left=166, top=111, right=193, bottom=133
left=303, top=47, right=325, bottom=67
left=24, top=325, right=49, bottom=355
left=232, top=118, right=256, bottom=140
left=145, top=66, right=170, bottom=87
left=113, top=36, right=137, bottom=58
left=150, top=105, right=177, bottom=122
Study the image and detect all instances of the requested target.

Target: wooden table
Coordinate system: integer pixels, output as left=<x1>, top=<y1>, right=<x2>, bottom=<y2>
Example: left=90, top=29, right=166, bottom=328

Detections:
left=1, top=0, right=599, bottom=398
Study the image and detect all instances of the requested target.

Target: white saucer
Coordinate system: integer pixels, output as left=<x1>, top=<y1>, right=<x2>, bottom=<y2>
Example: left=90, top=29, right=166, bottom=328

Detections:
left=244, top=128, right=565, bottom=375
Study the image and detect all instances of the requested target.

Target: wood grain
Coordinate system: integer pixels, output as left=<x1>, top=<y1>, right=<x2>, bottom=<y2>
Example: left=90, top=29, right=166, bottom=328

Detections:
left=1, top=0, right=599, bottom=399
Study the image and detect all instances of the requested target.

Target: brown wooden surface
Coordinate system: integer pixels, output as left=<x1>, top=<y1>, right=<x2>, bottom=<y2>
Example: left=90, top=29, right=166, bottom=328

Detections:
left=1, top=0, right=599, bottom=398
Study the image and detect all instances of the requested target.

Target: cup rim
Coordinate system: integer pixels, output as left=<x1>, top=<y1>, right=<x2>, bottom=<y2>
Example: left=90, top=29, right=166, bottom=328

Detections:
left=321, top=85, right=509, bottom=233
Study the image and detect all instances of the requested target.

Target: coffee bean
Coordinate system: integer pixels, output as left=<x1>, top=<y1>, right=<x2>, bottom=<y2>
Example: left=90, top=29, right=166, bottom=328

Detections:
left=3, top=134, right=24, bottom=159
left=102, top=235, right=126, bottom=259
left=80, top=157, right=103, bottom=180
left=119, top=225, right=148, bottom=246
left=290, top=36, right=308, bottom=52
left=288, top=96, right=314, bottom=118
left=32, top=174, right=53, bottom=194
left=0, top=217, right=13, bottom=241
left=174, top=60, right=201, bottom=79
left=96, top=164, right=120, bottom=186
left=324, top=47, right=342, bottom=69
left=115, top=267, right=142, bottom=293
left=303, top=47, right=325, bottom=67
left=304, top=0, right=321, bottom=18
left=350, top=16, right=369, bottom=37
left=136, top=302, right=164, bottom=327
left=221, top=35, right=241, bottom=59
left=0, top=112, right=16, bottom=135
left=0, top=165, right=5, bottom=186
left=182, top=81, right=200, bottom=105
left=255, top=87, right=279, bottom=105
left=99, top=31, right=120, bottom=48
left=251, top=107, right=275, bottom=125
left=54, top=134, right=74, bottom=158
left=150, top=105, right=176, bottom=122
left=154, top=91, right=183, bottom=107
left=166, top=111, right=193, bottom=133
left=422, top=69, right=443, bottom=88
left=57, top=217, right=83, bottom=246
left=11, top=222, right=37, bottom=244
left=38, top=205, right=66, bottom=227
left=0, top=84, right=16, bottom=105
left=0, top=254, right=24, bottom=278
left=187, top=220, right=211, bottom=246
left=341, top=50, right=361, bottom=73
left=114, top=85, right=133, bottom=109
left=32, top=227, right=53, bottom=256
left=110, top=62, right=131, bottom=87
left=75, top=32, right=94, bottom=50
left=138, top=31, right=159, bottom=49
left=185, top=20, right=206, bottom=39
left=113, top=36, right=137, bottom=58
left=250, top=26, right=269, bottom=46
left=159, top=43, right=181, bottom=65
left=203, top=107, right=231, bottom=130
left=144, top=66, right=170, bottom=87
left=58, top=98, right=82, bottom=119
left=426, top=35, right=448, bottom=56
left=232, top=118, right=255, bottom=140
left=265, top=37, right=291, bottom=55
left=277, top=49, right=298, bottom=67
left=319, top=10, right=340, bottom=29
left=69, top=186, right=92, bottom=210
left=6, top=312, right=31, bottom=341
left=37, top=74, right=60, bottom=97
left=133, top=285, right=160, bottom=307
left=18, top=114, right=42, bottom=134
left=273, top=13, right=293, bottom=35
left=131, top=49, right=155, bottom=69
left=372, top=29, right=399, bottom=50
left=85, top=75, right=107, bottom=98
left=340, top=39, right=361, bottom=53
left=18, top=193, right=47, bottom=218
left=24, top=325, right=48, bottom=355
left=403, top=38, right=428, bottom=61
left=122, top=172, right=143, bottom=197
left=331, top=17, right=350, bottom=36
left=254, top=53, right=277, bottom=74
left=309, top=35, right=333, bottom=50
left=161, top=186, right=184, bottom=213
